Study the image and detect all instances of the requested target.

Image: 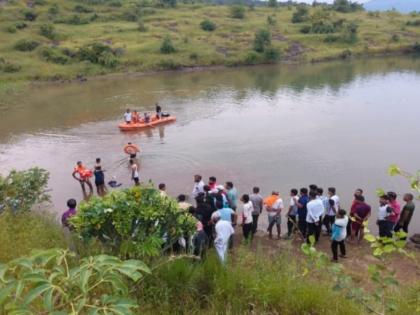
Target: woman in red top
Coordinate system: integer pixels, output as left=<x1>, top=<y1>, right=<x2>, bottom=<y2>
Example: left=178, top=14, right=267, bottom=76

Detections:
left=72, top=161, right=93, bottom=195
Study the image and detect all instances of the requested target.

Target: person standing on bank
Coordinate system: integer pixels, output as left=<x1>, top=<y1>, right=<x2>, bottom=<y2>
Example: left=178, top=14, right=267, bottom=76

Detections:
left=250, top=187, right=263, bottom=235
left=306, top=190, right=324, bottom=243
left=240, top=194, right=254, bottom=242
left=225, top=182, right=238, bottom=211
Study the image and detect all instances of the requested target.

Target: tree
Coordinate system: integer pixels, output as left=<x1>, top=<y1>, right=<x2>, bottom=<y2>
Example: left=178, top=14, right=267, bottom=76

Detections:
left=268, top=0, right=277, bottom=8
left=160, top=36, right=176, bottom=54
left=200, top=19, right=216, bottom=32
left=254, top=29, right=271, bottom=53
left=292, top=5, right=309, bottom=23
left=230, top=5, right=245, bottom=19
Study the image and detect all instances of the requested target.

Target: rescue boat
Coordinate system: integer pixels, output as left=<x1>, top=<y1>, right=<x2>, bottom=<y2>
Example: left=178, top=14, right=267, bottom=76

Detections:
left=118, top=115, right=176, bottom=131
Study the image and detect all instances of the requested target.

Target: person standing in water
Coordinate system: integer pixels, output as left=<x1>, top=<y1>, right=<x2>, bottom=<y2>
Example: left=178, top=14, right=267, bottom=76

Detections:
left=129, top=159, right=139, bottom=185
left=94, top=158, right=107, bottom=196
left=124, top=109, right=132, bottom=124
left=156, top=103, right=162, bottom=119
left=72, top=161, right=93, bottom=195
left=124, top=142, right=140, bottom=159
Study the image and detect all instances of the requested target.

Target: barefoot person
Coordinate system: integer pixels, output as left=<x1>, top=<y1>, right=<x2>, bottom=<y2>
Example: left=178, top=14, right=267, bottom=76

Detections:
left=94, top=158, right=107, bottom=196
left=72, top=161, right=93, bottom=195
left=264, top=191, right=283, bottom=239
left=394, top=193, right=415, bottom=234
left=350, top=195, right=371, bottom=243
left=331, top=209, right=349, bottom=262
left=129, top=159, right=139, bottom=186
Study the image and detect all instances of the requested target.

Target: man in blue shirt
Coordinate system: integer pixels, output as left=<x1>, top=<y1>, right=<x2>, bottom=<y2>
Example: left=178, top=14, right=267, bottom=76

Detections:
left=225, top=181, right=238, bottom=211
left=297, top=187, right=309, bottom=239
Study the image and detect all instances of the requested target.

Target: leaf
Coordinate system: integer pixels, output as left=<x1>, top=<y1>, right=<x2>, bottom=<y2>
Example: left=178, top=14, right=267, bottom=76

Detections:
left=23, top=283, right=51, bottom=306
left=388, top=164, right=401, bottom=176
left=0, top=283, right=15, bottom=305
left=308, top=235, right=315, bottom=246
left=75, top=297, right=87, bottom=313
left=364, top=234, right=376, bottom=243
left=103, top=274, right=127, bottom=294
left=43, top=287, right=54, bottom=311
left=22, top=272, right=49, bottom=284
left=375, top=188, right=385, bottom=197
left=79, top=268, right=91, bottom=293
left=383, top=244, right=395, bottom=253
left=0, top=264, right=8, bottom=282
left=373, top=248, right=383, bottom=257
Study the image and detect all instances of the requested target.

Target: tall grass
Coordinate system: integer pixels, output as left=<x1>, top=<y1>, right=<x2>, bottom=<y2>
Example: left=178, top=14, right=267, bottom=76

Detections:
left=0, top=211, right=68, bottom=262
left=136, top=247, right=363, bottom=315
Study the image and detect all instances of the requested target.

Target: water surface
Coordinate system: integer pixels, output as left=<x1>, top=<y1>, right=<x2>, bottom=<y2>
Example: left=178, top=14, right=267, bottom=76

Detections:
left=1, top=57, right=420, bottom=231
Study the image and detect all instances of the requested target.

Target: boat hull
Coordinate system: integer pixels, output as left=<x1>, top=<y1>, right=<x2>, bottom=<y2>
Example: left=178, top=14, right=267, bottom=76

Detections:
left=118, top=116, right=176, bottom=131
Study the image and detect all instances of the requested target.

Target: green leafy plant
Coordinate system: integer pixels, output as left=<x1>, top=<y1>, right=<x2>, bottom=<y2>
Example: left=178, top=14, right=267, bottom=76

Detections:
left=0, top=248, right=150, bottom=314
left=267, top=0, right=277, bottom=8
left=292, top=5, right=309, bottom=23
left=77, top=43, right=120, bottom=67
left=22, top=9, right=38, bottom=21
left=160, top=36, right=176, bottom=54
left=200, top=19, right=216, bottom=32
left=71, top=185, right=196, bottom=259
left=0, top=168, right=49, bottom=213
left=254, top=29, right=271, bottom=53
left=40, top=47, right=71, bottom=64
left=229, top=5, right=245, bottom=19
left=14, top=39, right=41, bottom=52
left=39, top=23, right=58, bottom=40
left=388, top=164, right=420, bottom=197
left=267, top=15, right=277, bottom=26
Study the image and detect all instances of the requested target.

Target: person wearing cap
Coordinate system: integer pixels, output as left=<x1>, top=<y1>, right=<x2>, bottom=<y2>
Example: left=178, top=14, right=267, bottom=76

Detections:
left=212, top=211, right=235, bottom=263
left=72, top=161, right=93, bottom=195
left=264, top=191, right=283, bottom=239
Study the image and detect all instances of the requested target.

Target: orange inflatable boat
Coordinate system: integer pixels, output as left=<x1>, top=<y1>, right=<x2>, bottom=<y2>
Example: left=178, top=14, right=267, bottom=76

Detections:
left=118, top=115, right=176, bottom=131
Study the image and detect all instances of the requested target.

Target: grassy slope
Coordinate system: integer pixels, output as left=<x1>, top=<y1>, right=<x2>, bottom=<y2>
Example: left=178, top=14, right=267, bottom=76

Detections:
left=0, top=1, right=420, bottom=85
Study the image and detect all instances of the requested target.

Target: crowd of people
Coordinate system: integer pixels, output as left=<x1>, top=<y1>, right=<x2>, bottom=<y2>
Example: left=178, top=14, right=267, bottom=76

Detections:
left=68, top=166, right=416, bottom=263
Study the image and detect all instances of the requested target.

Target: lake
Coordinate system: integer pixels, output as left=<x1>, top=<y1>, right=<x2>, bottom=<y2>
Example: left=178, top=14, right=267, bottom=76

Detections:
left=1, top=56, right=419, bottom=232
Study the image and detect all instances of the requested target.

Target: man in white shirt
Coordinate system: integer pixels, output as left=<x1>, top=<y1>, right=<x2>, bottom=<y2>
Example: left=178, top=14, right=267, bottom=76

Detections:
left=306, top=190, right=324, bottom=243
left=213, top=212, right=235, bottom=263
left=240, top=194, right=254, bottom=241
left=265, top=191, right=283, bottom=239
left=192, top=174, right=205, bottom=200
left=324, top=187, right=340, bottom=235
left=123, top=109, right=132, bottom=124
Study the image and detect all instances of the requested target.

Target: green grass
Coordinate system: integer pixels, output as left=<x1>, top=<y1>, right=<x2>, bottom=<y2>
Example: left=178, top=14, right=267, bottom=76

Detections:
left=0, top=210, right=68, bottom=262
left=1, top=1, right=420, bottom=85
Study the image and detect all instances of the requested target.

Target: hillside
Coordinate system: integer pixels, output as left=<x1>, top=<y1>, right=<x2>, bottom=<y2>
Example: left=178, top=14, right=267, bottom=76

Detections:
left=365, top=0, right=420, bottom=13
left=0, top=0, right=420, bottom=88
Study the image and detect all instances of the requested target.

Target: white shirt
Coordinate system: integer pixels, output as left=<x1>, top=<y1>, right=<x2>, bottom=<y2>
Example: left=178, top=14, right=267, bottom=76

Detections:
left=214, top=220, right=235, bottom=263
left=306, top=199, right=324, bottom=223
left=124, top=112, right=132, bottom=122
left=378, top=205, right=391, bottom=221
left=192, top=180, right=205, bottom=198
left=333, top=216, right=349, bottom=241
left=268, top=198, right=283, bottom=217
left=242, top=201, right=254, bottom=224
left=289, top=196, right=298, bottom=216
left=327, top=195, right=340, bottom=216
left=131, top=164, right=139, bottom=178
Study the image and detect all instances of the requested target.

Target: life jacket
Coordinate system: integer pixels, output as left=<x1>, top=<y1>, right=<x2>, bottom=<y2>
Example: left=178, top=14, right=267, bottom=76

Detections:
left=264, top=195, right=279, bottom=208
left=74, top=165, right=92, bottom=179
left=124, top=144, right=140, bottom=155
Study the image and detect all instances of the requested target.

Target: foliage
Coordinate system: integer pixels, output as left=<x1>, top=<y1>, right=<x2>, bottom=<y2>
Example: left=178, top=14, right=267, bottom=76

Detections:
left=200, top=19, right=216, bottom=32
left=388, top=164, right=420, bottom=197
left=77, top=43, right=119, bottom=67
left=267, top=14, right=276, bottom=26
left=229, top=5, right=245, bottom=19
left=406, top=19, right=420, bottom=26
left=39, top=23, right=58, bottom=40
left=0, top=168, right=49, bottom=213
left=414, top=42, right=420, bottom=53
left=48, top=4, right=59, bottom=15
left=22, top=9, right=38, bottom=21
left=14, top=39, right=40, bottom=52
left=341, top=22, right=359, bottom=43
left=138, top=21, right=148, bottom=32
left=40, top=47, right=71, bottom=64
left=157, top=0, right=177, bottom=8
left=332, top=0, right=364, bottom=13
left=160, top=35, right=176, bottom=54
left=74, top=4, right=94, bottom=13
left=244, top=51, right=260, bottom=65
left=0, top=248, right=150, bottom=314
left=267, top=0, right=277, bottom=8
left=71, top=185, right=196, bottom=259
left=254, top=29, right=271, bottom=53
left=0, top=211, right=67, bottom=263
left=292, top=5, right=309, bottom=23
left=311, top=20, right=336, bottom=34
left=0, top=58, right=21, bottom=73
left=264, top=47, right=281, bottom=62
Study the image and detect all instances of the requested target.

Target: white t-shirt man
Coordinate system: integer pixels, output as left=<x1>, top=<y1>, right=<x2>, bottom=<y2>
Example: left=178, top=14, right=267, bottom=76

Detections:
left=124, top=112, right=132, bottom=123
left=192, top=180, right=205, bottom=199
left=306, top=199, right=324, bottom=223
left=327, top=195, right=340, bottom=216
left=289, top=196, right=299, bottom=216
left=214, top=220, right=235, bottom=263
left=269, top=198, right=284, bottom=217
left=242, top=201, right=254, bottom=225
left=131, top=163, right=139, bottom=179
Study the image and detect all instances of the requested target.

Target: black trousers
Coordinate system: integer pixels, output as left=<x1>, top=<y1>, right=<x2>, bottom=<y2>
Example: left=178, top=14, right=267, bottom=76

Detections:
left=243, top=223, right=253, bottom=240
left=298, top=217, right=307, bottom=238
left=331, top=240, right=346, bottom=260
left=323, top=215, right=335, bottom=234
left=252, top=214, right=259, bottom=234
left=307, top=222, right=321, bottom=243
left=287, top=215, right=297, bottom=236
left=378, top=220, right=393, bottom=238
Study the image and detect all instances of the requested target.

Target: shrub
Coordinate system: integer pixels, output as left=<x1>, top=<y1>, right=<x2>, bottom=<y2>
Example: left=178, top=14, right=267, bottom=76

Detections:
left=160, top=36, right=176, bottom=54
left=14, top=39, right=41, bottom=52
left=311, top=20, right=336, bottom=34
left=333, top=0, right=363, bottom=13
left=244, top=51, right=260, bottom=65
left=340, top=49, right=352, bottom=59
left=66, top=14, right=90, bottom=25
left=157, top=0, right=177, bottom=8
left=189, top=52, right=198, bottom=60
left=200, top=19, right=216, bottom=32
left=71, top=185, right=196, bottom=259
left=98, top=51, right=119, bottom=68
left=0, top=248, right=150, bottom=314
left=292, top=5, right=309, bottom=23
left=23, top=9, right=38, bottom=21
left=158, top=59, right=182, bottom=70
left=264, top=47, right=281, bottom=62
left=391, top=34, right=400, bottom=42
left=267, top=15, right=276, bottom=26
left=0, top=211, right=66, bottom=262
left=108, top=0, right=122, bottom=7
left=6, top=25, right=16, bottom=33
left=40, top=47, right=70, bottom=64
left=122, top=10, right=139, bottom=22
left=406, top=19, right=420, bottom=26
left=230, top=5, right=245, bottom=19
left=39, top=23, right=57, bottom=40
left=254, top=29, right=271, bottom=53
left=341, top=22, right=358, bottom=43
left=15, top=21, right=27, bottom=29
left=324, top=34, right=340, bottom=43
left=48, top=4, right=59, bottom=15
left=33, top=0, right=46, bottom=5
left=138, top=21, right=148, bottom=32
left=267, top=0, right=277, bottom=8
left=0, top=168, right=49, bottom=213
left=414, top=42, right=420, bottom=53
left=77, top=43, right=119, bottom=67
left=74, top=4, right=94, bottom=13
left=0, top=58, right=21, bottom=73
left=300, top=25, right=311, bottom=34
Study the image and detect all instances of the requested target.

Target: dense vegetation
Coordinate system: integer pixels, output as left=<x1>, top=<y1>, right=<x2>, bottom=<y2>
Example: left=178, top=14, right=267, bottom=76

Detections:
left=0, top=0, right=420, bottom=88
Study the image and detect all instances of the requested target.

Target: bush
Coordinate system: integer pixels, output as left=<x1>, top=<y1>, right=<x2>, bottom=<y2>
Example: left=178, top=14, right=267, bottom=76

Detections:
left=230, top=5, right=245, bottom=19
left=324, top=34, right=340, bottom=43
left=311, top=20, right=336, bottom=34
left=267, top=0, right=277, bottom=8
left=77, top=43, right=119, bottom=67
left=189, top=52, right=198, bottom=60
left=39, top=23, right=57, bottom=40
left=406, top=20, right=420, bottom=26
left=340, top=49, right=352, bottom=59
left=160, top=36, right=176, bottom=54
left=157, top=0, right=177, bottom=8
left=244, top=51, right=260, bottom=65
left=200, top=19, right=216, bottom=32
left=0, top=211, right=66, bottom=262
left=158, top=59, right=182, bottom=70
left=71, top=185, right=196, bottom=259
left=138, top=21, right=148, bottom=32
left=23, top=9, right=38, bottom=21
left=14, top=39, right=41, bottom=52
left=33, top=0, right=46, bottom=5
left=48, top=4, right=59, bottom=15
left=66, top=14, right=90, bottom=25
left=300, top=25, right=311, bottom=34
left=341, top=22, right=358, bottom=43
left=122, top=10, right=139, bottom=22
left=6, top=25, right=16, bottom=33
left=15, top=21, right=27, bottom=29
left=108, top=0, right=122, bottom=7
left=267, top=15, right=276, bottom=26
left=264, top=47, right=281, bottom=62
left=414, top=42, right=420, bottom=53
left=254, top=29, right=271, bottom=53
left=391, top=34, right=400, bottom=42
left=74, top=4, right=94, bottom=13
left=333, top=0, right=363, bottom=13
left=98, top=51, right=119, bottom=68
left=0, top=59, right=21, bottom=73
left=40, top=47, right=70, bottom=64
left=292, top=5, right=309, bottom=23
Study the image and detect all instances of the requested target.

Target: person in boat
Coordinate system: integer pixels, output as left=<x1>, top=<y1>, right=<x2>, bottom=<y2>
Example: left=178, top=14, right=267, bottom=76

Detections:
left=156, top=103, right=162, bottom=119
left=124, top=109, right=132, bottom=124
left=124, top=142, right=140, bottom=159
left=144, top=112, right=151, bottom=123
left=132, top=110, right=139, bottom=123
left=72, top=161, right=93, bottom=195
